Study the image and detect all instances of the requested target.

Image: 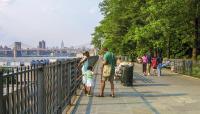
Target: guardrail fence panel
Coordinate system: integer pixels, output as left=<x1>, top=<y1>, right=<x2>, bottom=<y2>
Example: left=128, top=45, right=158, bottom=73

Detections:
left=0, top=56, right=98, bottom=114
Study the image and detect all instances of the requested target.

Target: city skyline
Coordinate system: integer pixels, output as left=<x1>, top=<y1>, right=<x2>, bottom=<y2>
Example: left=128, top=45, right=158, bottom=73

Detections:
left=0, top=40, right=92, bottom=49
left=0, top=0, right=103, bottom=47
left=0, top=40, right=92, bottom=57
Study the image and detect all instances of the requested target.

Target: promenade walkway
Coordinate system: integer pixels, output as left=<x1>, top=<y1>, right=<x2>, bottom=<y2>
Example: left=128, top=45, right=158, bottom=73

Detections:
left=68, top=59, right=200, bottom=114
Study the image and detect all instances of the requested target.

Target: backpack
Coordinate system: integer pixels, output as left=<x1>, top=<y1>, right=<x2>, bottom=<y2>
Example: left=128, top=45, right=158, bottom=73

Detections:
left=102, top=64, right=112, bottom=77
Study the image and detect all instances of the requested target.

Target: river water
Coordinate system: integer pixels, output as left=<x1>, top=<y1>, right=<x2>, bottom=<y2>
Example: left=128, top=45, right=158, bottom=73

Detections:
left=0, top=57, right=73, bottom=66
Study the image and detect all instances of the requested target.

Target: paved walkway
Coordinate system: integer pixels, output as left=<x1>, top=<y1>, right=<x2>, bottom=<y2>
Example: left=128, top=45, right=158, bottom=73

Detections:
left=70, top=59, right=200, bottom=114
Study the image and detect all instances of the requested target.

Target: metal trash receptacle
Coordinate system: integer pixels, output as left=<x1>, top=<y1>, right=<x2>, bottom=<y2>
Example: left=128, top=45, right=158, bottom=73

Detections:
left=121, top=65, right=133, bottom=86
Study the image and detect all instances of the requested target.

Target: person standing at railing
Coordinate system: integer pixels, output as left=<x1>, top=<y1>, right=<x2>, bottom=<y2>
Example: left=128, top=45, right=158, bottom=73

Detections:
left=78, top=51, right=90, bottom=94
left=85, top=66, right=94, bottom=97
left=97, top=47, right=116, bottom=97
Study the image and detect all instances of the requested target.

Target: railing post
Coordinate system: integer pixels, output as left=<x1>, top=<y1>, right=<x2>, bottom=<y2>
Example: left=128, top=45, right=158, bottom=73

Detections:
left=38, top=66, right=45, bottom=114
left=182, top=60, right=185, bottom=74
left=57, top=61, right=62, bottom=114
left=189, top=60, right=193, bottom=75
left=68, top=62, right=72, bottom=105
left=0, top=68, right=5, bottom=114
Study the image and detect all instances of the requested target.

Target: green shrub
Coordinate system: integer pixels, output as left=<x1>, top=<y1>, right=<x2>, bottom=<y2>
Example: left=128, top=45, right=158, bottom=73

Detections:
left=197, top=55, right=200, bottom=60
left=192, top=64, right=200, bottom=77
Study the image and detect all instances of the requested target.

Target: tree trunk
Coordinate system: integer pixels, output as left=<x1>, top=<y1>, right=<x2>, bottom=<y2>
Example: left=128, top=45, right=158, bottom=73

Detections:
left=192, top=18, right=198, bottom=63
left=192, top=48, right=197, bottom=63
left=167, top=37, right=170, bottom=59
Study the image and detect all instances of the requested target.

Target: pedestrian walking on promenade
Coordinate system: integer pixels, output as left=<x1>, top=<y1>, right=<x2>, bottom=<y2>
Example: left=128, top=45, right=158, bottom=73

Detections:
left=147, top=52, right=152, bottom=76
left=142, top=54, right=148, bottom=76
left=157, top=56, right=162, bottom=77
left=97, top=48, right=116, bottom=97
left=151, top=55, right=157, bottom=76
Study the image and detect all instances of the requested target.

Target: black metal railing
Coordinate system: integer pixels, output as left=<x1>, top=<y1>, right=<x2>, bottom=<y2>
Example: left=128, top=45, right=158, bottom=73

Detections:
left=0, top=56, right=99, bottom=114
left=0, top=65, right=39, bottom=114
left=163, top=59, right=195, bottom=76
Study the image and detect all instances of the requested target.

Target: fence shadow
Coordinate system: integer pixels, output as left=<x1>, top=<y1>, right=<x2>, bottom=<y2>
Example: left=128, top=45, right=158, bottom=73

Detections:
left=133, top=83, right=170, bottom=87
left=115, top=91, right=187, bottom=98
left=133, top=72, right=154, bottom=83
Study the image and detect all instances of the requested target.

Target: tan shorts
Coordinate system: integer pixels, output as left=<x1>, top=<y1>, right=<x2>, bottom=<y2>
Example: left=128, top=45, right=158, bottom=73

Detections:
left=102, top=73, right=114, bottom=82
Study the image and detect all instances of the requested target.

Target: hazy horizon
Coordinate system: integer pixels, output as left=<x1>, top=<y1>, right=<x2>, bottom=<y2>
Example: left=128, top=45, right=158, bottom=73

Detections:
left=0, top=0, right=103, bottom=48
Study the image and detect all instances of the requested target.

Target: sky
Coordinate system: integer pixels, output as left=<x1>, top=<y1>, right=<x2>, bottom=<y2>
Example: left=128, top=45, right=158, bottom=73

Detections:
left=0, top=0, right=103, bottom=48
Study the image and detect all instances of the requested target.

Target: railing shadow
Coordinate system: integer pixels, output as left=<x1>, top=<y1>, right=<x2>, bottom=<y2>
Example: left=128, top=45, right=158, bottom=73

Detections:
left=133, top=72, right=154, bottom=83
left=116, top=91, right=187, bottom=98
left=133, top=83, right=170, bottom=86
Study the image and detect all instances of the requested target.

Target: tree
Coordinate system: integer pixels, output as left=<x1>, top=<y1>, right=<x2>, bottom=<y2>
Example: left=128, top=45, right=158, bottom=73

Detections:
left=92, top=0, right=200, bottom=60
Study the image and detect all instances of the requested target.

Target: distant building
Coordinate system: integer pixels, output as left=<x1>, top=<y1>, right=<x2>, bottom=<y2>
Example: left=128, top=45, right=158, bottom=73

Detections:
left=39, top=40, right=46, bottom=49
left=42, top=40, right=46, bottom=49
left=39, top=41, right=42, bottom=48
left=0, top=45, right=3, bottom=50
left=14, top=42, right=21, bottom=50
left=14, top=42, right=22, bottom=57
left=61, top=40, right=64, bottom=49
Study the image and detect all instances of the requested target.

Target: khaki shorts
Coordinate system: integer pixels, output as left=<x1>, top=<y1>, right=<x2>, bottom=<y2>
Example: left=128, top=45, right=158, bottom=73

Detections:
left=102, top=73, right=114, bottom=82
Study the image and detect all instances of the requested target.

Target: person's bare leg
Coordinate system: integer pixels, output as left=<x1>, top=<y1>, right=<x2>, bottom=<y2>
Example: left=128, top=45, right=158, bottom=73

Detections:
left=100, top=80, right=105, bottom=96
left=110, top=81, right=114, bottom=96
left=88, top=87, right=91, bottom=95
left=84, top=84, right=87, bottom=94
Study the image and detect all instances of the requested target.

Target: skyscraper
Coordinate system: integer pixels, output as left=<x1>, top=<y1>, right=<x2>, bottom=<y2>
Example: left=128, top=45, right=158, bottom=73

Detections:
left=39, top=40, right=46, bottom=49
left=14, top=42, right=21, bottom=50
left=61, top=40, right=64, bottom=49
left=14, top=42, right=22, bottom=57
left=42, top=40, right=46, bottom=49
left=39, top=41, right=42, bottom=48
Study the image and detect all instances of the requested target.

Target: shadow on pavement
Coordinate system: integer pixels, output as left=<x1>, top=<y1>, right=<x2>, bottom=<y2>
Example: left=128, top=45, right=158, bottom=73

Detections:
left=133, top=72, right=154, bottom=83
left=133, top=83, right=170, bottom=86
left=116, top=91, right=187, bottom=98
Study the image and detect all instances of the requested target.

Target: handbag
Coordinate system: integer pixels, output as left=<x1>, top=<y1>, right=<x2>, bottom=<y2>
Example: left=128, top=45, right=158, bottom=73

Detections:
left=102, top=64, right=112, bottom=77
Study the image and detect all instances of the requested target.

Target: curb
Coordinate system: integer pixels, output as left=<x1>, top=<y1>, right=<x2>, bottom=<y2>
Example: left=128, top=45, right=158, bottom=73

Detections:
left=164, top=69, right=200, bottom=80
left=173, top=72, right=200, bottom=80
left=135, top=62, right=200, bottom=80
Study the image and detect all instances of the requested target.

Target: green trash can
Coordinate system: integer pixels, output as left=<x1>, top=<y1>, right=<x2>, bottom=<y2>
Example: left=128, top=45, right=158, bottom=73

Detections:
left=120, top=65, right=133, bottom=86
